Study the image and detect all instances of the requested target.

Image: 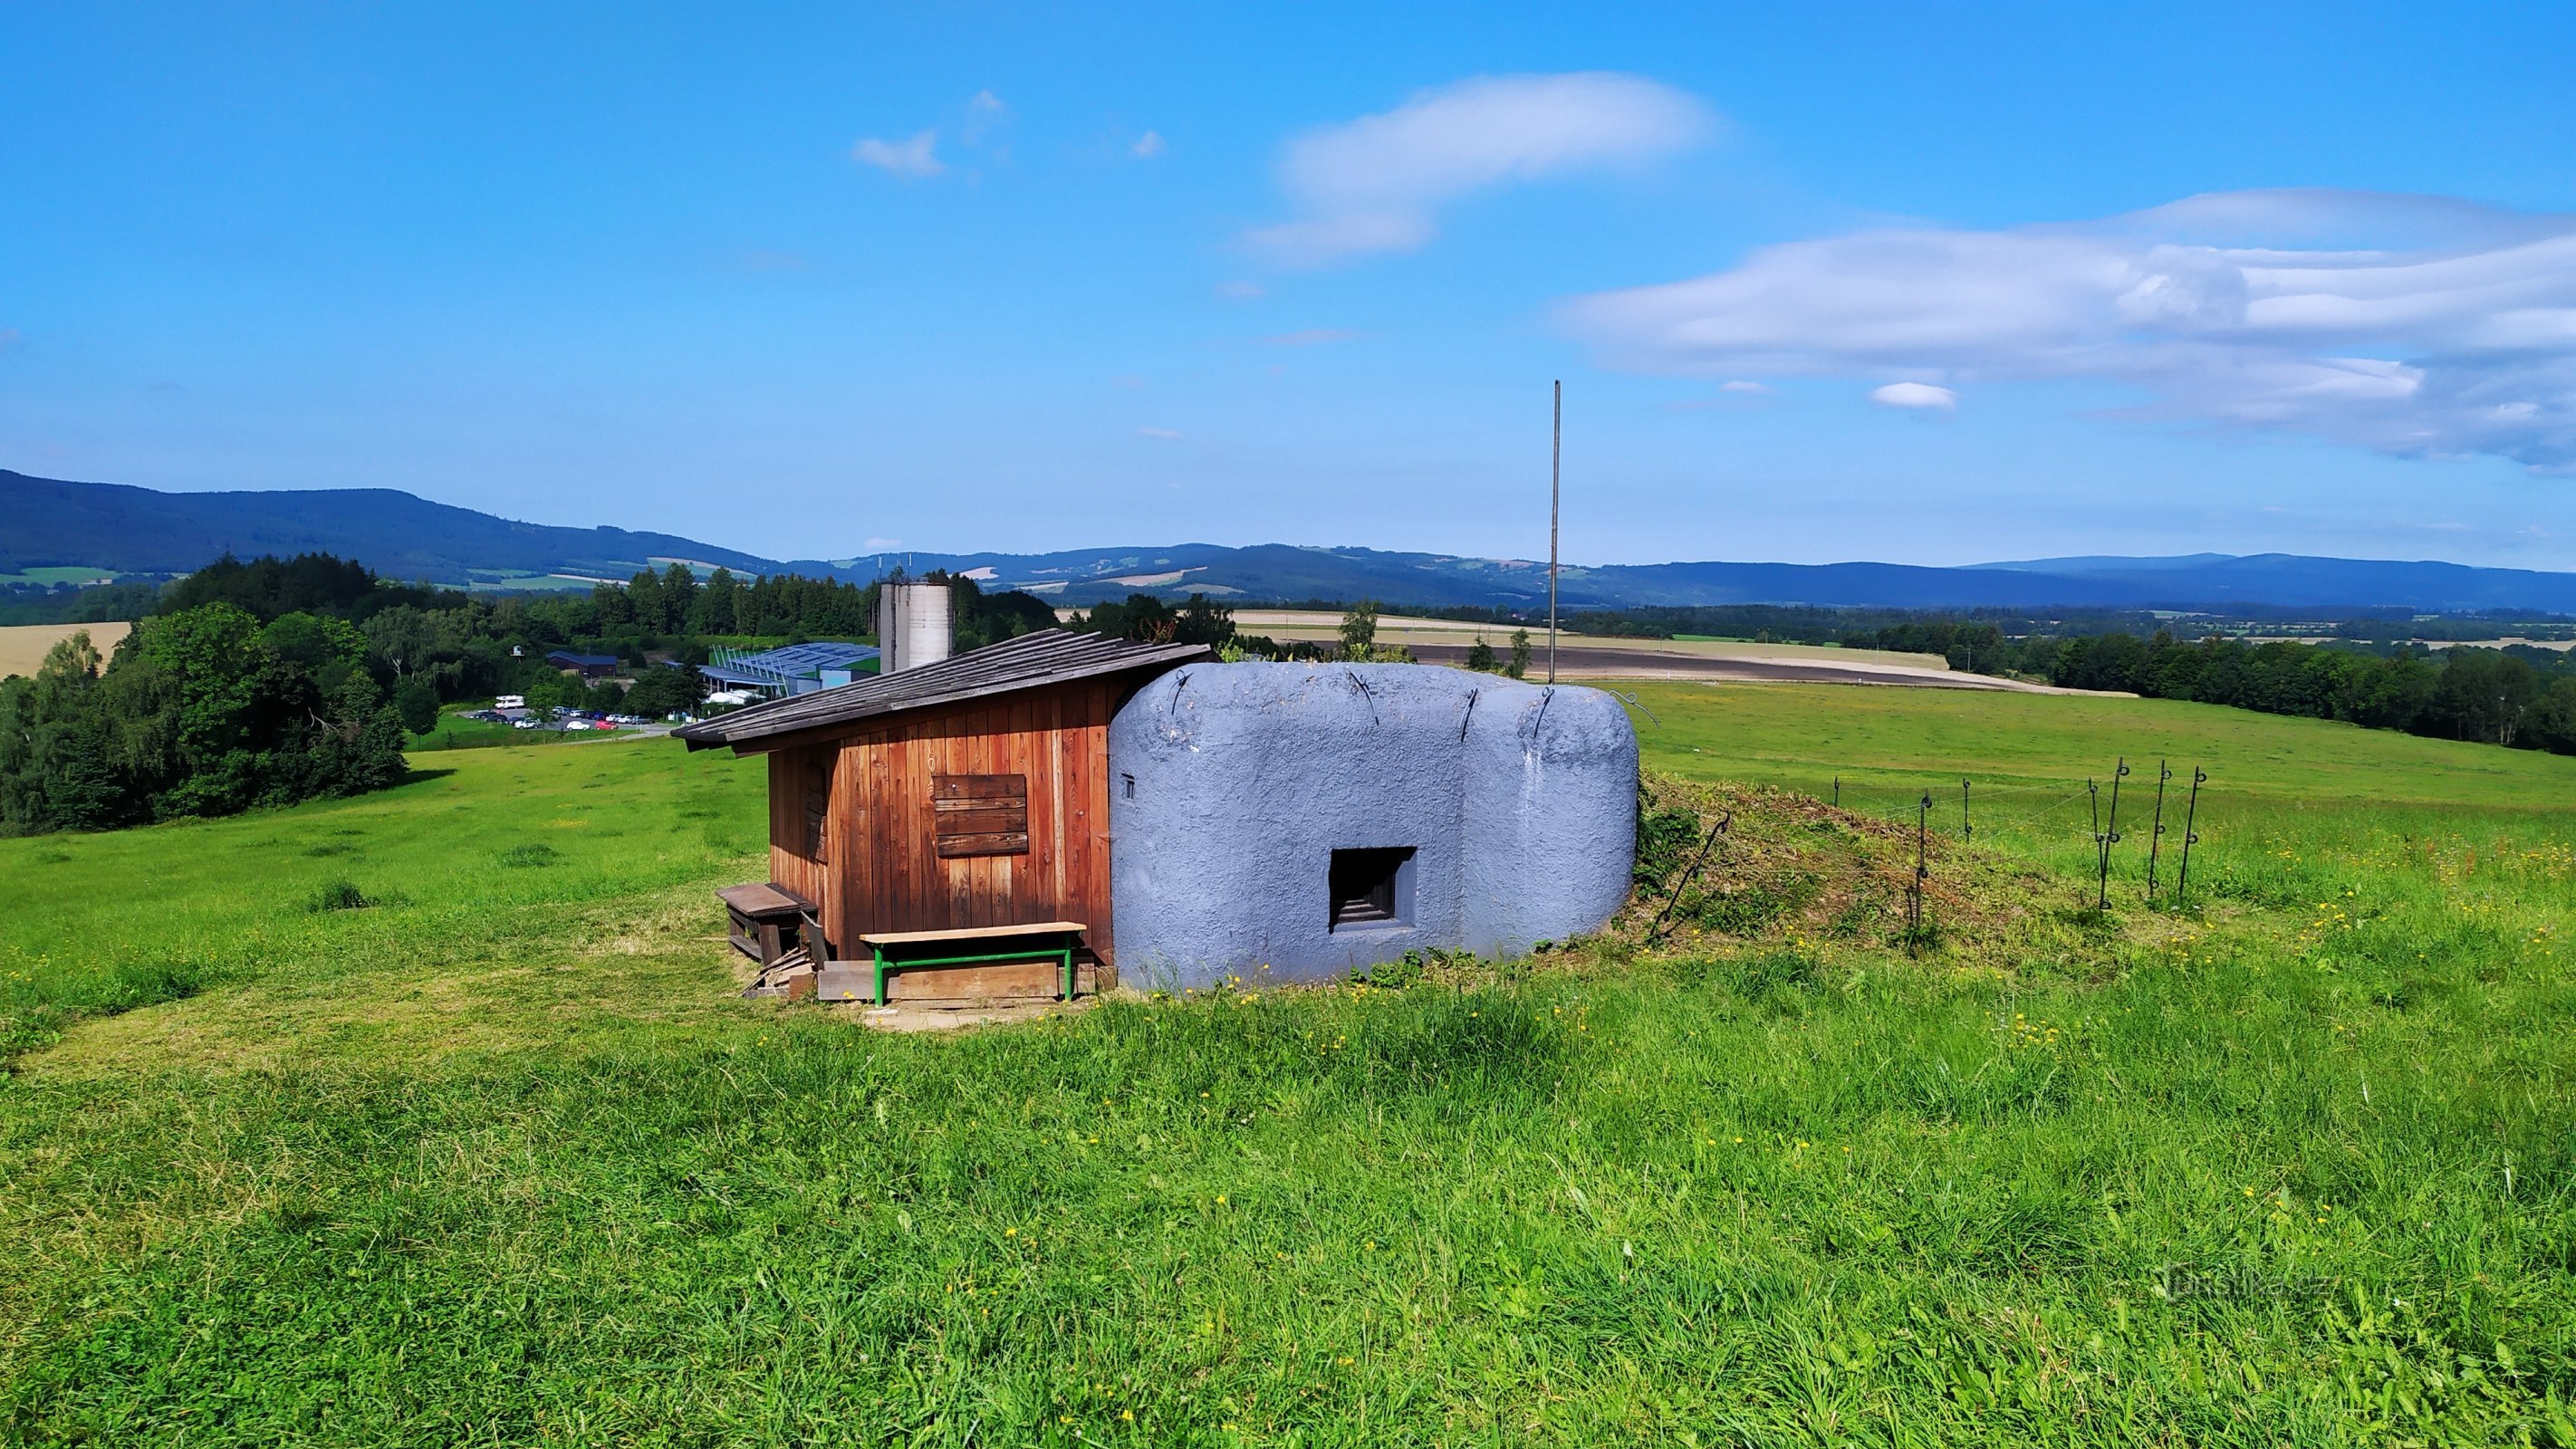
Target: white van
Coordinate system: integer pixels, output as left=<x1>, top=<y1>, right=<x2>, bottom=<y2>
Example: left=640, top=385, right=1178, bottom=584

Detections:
left=495, top=694, right=526, bottom=709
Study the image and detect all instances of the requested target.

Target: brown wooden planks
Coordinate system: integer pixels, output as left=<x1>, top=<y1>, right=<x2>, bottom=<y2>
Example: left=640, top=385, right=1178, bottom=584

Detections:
left=788, top=677, right=1121, bottom=970
left=934, top=831, right=1031, bottom=858
left=932, top=774, right=1028, bottom=801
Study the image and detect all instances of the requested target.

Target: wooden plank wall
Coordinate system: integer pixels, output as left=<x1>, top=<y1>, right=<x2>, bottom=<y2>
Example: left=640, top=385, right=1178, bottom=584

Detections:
left=766, top=743, right=838, bottom=949
left=764, top=677, right=1120, bottom=968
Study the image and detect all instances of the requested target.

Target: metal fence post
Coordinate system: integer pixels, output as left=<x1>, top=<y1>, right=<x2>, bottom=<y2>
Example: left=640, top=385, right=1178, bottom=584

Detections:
left=2177, top=766, right=2207, bottom=905
left=2147, top=759, right=2172, bottom=899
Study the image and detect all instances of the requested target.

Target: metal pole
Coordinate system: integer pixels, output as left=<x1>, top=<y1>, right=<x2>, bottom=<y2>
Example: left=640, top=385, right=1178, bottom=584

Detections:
left=2099, top=758, right=2129, bottom=911
left=1961, top=777, right=1972, bottom=842
left=2177, top=766, right=2206, bottom=904
left=1911, top=792, right=1931, bottom=953
left=1832, top=775, right=1840, bottom=810
left=2147, top=759, right=2171, bottom=899
left=1548, top=379, right=1561, bottom=684
left=2087, top=778, right=2104, bottom=911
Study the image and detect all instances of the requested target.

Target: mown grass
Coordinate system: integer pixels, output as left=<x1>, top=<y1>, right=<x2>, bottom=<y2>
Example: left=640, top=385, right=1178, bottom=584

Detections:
left=1, top=686, right=2571, bottom=1444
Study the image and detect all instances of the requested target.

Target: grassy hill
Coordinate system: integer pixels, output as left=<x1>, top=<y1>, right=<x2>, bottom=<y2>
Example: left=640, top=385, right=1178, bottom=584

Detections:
left=2, top=686, right=2571, bottom=1443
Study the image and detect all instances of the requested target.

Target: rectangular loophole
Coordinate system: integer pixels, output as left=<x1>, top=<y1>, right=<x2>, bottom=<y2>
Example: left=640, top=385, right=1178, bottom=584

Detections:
left=933, top=772, right=1030, bottom=858
left=1329, top=847, right=1414, bottom=930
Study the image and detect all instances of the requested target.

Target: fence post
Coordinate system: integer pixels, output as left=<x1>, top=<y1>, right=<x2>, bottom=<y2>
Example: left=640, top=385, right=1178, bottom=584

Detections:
left=1909, top=792, right=1931, bottom=955
left=1648, top=812, right=1732, bottom=946
left=2087, top=778, right=2102, bottom=908
left=2177, top=766, right=2207, bottom=905
left=2096, top=758, right=2129, bottom=910
left=2147, top=759, right=2172, bottom=899
left=1961, top=777, right=1972, bottom=842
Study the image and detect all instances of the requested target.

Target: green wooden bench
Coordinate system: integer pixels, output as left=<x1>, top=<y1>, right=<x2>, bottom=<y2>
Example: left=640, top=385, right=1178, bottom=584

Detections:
left=854, top=920, right=1088, bottom=1005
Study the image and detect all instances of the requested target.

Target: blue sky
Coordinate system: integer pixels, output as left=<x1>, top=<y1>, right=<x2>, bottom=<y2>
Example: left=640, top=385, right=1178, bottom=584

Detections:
left=5, top=2, right=2575, bottom=569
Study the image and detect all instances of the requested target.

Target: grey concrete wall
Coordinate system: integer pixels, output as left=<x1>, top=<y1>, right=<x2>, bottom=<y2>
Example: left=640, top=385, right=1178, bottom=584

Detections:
left=1108, top=663, right=1638, bottom=989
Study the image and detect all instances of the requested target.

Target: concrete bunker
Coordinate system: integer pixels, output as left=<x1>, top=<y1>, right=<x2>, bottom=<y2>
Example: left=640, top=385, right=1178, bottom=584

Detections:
left=1109, top=662, right=1639, bottom=989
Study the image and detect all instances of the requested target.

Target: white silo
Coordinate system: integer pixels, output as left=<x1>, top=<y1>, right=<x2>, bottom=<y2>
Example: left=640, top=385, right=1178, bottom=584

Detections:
left=876, top=581, right=954, bottom=673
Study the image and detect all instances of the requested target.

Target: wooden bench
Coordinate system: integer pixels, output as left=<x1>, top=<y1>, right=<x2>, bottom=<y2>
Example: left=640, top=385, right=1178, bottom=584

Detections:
left=846, top=921, right=1088, bottom=1005
left=716, top=882, right=820, bottom=968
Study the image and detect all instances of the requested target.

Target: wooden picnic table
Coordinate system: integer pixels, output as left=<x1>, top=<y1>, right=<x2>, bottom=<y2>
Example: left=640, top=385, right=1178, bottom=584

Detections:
left=853, top=920, right=1087, bottom=1005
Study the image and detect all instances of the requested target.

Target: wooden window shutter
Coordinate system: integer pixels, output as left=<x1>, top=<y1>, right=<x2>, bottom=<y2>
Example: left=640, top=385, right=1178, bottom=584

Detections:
left=932, top=772, right=1029, bottom=858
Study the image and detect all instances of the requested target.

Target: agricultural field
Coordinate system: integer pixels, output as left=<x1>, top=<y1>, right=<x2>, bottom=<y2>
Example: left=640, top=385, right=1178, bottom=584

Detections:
left=2, top=684, right=2571, bottom=1444
left=0, top=620, right=132, bottom=678
left=0, top=566, right=128, bottom=588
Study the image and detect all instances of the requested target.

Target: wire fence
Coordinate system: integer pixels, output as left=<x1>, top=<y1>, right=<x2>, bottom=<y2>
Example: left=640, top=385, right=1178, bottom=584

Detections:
left=1785, top=757, right=2212, bottom=913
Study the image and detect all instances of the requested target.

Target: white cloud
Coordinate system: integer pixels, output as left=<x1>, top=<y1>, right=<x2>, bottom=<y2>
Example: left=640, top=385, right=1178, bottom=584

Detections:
left=861, top=536, right=903, bottom=551
left=851, top=130, right=942, bottom=178
left=0, top=327, right=18, bottom=353
left=1870, top=382, right=1956, bottom=409
left=1718, top=379, right=1767, bottom=393
left=1248, top=72, right=1713, bottom=265
left=1133, top=130, right=1166, bottom=158
left=1137, top=426, right=1182, bottom=440
left=964, top=90, right=1007, bottom=142
left=1216, top=280, right=1265, bottom=301
left=1560, top=187, right=2576, bottom=470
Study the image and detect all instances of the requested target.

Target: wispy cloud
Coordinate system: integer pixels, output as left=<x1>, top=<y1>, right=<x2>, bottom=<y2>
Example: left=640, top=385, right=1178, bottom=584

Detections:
left=1247, top=72, right=1714, bottom=265
left=963, top=90, right=1008, bottom=143
left=0, top=327, right=18, bottom=353
left=1132, top=130, right=1166, bottom=158
left=1137, top=426, right=1182, bottom=440
left=1561, top=188, right=2576, bottom=469
left=1870, top=382, right=1956, bottom=409
left=851, top=130, right=942, bottom=178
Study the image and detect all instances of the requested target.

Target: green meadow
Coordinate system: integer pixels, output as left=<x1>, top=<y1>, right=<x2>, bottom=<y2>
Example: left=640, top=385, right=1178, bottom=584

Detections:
left=2, top=684, right=2571, bottom=1445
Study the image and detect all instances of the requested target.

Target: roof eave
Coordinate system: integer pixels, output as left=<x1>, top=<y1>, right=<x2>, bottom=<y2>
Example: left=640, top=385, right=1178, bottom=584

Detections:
left=672, top=641, right=1209, bottom=753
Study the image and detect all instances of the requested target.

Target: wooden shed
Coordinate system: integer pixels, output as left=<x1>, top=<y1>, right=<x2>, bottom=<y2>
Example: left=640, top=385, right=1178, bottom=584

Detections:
left=673, top=630, right=1208, bottom=984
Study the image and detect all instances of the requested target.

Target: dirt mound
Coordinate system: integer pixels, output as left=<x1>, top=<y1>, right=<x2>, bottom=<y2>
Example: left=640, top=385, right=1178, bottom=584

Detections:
left=1618, top=775, right=2102, bottom=961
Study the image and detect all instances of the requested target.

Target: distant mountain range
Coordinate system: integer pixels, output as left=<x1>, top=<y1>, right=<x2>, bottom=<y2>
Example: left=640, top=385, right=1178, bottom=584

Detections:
left=7, top=467, right=2574, bottom=616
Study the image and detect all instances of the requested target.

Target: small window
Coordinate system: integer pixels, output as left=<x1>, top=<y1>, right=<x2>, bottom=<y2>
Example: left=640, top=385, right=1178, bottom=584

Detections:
left=1329, top=847, right=1414, bottom=930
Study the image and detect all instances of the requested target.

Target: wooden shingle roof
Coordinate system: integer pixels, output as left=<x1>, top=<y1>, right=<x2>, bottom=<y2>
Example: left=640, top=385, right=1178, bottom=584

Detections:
left=672, top=629, right=1209, bottom=753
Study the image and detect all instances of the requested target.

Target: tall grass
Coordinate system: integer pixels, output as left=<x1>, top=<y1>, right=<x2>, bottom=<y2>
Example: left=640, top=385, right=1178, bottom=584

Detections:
left=0, top=690, right=2571, bottom=1444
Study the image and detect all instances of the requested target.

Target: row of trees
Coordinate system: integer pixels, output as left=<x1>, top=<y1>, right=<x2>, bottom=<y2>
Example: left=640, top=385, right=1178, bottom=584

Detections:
left=3, top=553, right=1081, bottom=833
left=2045, top=632, right=2576, bottom=752
left=0, top=609, right=409, bottom=834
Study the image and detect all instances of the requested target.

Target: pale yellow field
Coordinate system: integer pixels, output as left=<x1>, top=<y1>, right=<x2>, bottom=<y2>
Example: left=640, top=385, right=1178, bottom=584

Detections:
left=0, top=620, right=132, bottom=679
left=1205, top=609, right=1949, bottom=671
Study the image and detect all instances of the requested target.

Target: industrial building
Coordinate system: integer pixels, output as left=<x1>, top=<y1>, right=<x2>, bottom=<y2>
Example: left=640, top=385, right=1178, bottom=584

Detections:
left=698, top=640, right=881, bottom=697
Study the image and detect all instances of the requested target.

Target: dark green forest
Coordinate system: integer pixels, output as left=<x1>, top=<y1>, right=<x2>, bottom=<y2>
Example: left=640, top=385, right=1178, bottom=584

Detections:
left=0, top=554, right=1058, bottom=834
left=1841, top=619, right=2576, bottom=755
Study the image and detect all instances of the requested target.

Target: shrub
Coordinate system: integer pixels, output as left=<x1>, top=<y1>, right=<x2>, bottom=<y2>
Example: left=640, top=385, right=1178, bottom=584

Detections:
left=304, top=878, right=374, bottom=913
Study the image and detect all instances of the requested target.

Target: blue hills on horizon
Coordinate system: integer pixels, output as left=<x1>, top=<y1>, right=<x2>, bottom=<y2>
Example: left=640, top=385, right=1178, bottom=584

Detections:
left=5, top=467, right=2573, bottom=617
